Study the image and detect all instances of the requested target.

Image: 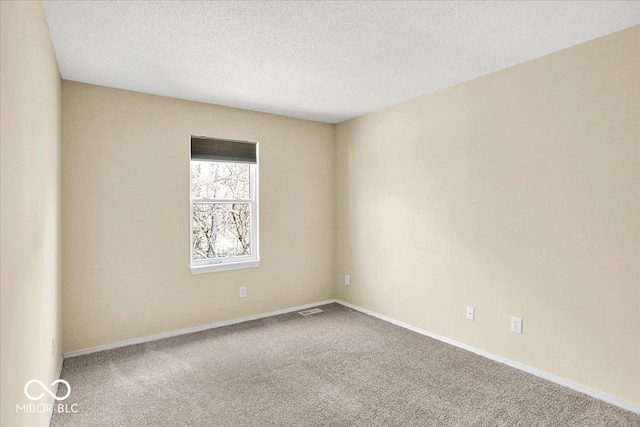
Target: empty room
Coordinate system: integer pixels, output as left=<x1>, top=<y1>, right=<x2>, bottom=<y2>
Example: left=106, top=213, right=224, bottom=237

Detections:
left=1, top=1, right=639, bottom=426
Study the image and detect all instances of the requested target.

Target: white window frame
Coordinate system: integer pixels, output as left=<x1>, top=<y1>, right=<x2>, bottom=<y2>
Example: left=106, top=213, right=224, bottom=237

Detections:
left=190, top=161, right=259, bottom=274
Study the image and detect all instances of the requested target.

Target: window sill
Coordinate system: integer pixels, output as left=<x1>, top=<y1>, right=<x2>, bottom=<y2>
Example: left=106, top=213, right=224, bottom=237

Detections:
left=190, top=260, right=260, bottom=275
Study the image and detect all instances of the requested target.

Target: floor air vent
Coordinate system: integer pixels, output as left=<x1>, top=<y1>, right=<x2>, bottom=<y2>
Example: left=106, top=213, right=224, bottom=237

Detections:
left=299, top=308, right=323, bottom=316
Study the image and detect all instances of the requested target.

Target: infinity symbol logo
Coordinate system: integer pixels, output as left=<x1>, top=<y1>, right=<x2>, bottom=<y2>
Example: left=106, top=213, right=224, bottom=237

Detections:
left=24, top=379, right=71, bottom=401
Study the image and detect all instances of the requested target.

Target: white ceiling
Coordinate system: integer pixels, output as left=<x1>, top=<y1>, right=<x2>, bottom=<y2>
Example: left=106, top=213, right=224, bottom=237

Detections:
left=42, top=1, right=640, bottom=124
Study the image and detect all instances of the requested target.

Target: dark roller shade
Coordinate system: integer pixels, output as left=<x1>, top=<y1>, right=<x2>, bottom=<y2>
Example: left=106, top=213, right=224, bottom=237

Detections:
left=191, top=136, right=257, bottom=164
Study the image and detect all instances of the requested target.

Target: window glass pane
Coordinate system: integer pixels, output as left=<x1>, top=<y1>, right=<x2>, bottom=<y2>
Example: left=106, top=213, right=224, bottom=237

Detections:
left=192, top=203, right=251, bottom=260
left=191, top=161, right=249, bottom=199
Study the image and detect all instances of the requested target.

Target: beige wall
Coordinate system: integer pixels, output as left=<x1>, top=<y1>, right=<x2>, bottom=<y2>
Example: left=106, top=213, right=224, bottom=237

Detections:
left=3, top=3, right=635, bottom=421
left=61, top=81, right=335, bottom=353
left=1, top=1, right=63, bottom=426
left=335, top=26, right=640, bottom=405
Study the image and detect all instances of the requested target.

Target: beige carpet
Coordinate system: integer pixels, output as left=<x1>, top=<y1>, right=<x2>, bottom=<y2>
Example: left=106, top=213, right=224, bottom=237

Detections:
left=52, top=303, right=638, bottom=426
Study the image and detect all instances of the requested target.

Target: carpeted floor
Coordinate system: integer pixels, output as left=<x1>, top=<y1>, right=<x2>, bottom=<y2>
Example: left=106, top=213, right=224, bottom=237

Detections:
left=52, top=303, right=639, bottom=426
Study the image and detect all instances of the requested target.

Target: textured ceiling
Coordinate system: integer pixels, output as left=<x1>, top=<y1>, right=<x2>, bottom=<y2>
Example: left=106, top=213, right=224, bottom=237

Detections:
left=42, top=1, right=640, bottom=123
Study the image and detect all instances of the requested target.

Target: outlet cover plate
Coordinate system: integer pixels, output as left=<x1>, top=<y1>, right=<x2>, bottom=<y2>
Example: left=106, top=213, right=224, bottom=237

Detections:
left=511, top=316, right=523, bottom=334
left=466, top=306, right=475, bottom=320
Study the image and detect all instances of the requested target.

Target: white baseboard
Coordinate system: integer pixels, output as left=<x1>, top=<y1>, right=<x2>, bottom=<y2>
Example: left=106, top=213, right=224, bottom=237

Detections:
left=334, top=299, right=640, bottom=415
left=61, top=298, right=638, bottom=415
left=45, top=355, right=64, bottom=427
left=63, top=299, right=337, bottom=358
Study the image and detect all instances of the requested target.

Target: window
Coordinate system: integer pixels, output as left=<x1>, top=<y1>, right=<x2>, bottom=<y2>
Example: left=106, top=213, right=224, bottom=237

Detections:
left=190, top=136, right=258, bottom=274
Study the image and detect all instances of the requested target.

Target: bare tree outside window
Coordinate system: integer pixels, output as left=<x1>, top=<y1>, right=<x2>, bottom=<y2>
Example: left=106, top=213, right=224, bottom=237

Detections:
left=191, top=161, right=252, bottom=260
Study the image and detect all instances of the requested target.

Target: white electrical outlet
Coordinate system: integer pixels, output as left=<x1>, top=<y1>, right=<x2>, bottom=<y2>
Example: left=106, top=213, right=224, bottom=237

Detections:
left=239, top=286, right=247, bottom=298
left=511, top=316, right=523, bottom=334
left=52, top=337, right=56, bottom=355
left=344, top=275, right=350, bottom=285
left=466, top=306, right=475, bottom=320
